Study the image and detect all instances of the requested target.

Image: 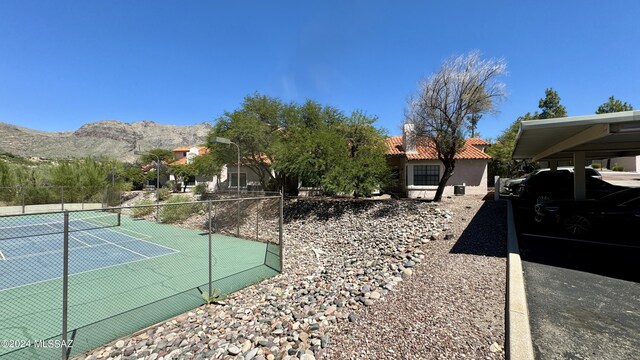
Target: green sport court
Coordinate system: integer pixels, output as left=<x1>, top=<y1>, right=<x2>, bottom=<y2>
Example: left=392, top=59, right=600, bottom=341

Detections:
left=0, top=210, right=281, bottom=359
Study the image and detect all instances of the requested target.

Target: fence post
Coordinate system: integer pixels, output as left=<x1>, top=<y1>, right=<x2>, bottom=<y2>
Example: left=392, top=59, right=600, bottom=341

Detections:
left=236, top=198, right=240, bottom=238
left=256, top=200, right=259, bottom=241
left=208, top=201, right=212, bottom=300
left=61, top=187, right=65, bottom=211
left=279, top=193, right=283, bottom=272
left=21, top=186, right=25, bottom=214
left=62, top=211, right=70, bottom=360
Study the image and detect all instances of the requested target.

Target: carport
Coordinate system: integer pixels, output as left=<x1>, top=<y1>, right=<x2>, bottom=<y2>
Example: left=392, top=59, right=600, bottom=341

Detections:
left=512, top=110, right=640, bottom=200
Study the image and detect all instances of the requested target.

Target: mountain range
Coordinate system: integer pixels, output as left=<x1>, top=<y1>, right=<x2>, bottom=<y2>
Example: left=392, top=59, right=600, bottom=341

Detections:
left=0, top=120, right=212, bottom=162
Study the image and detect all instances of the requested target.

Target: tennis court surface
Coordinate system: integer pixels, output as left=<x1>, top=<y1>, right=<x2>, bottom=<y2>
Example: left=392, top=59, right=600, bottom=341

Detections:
left=0, top=197, right=282, bottom=359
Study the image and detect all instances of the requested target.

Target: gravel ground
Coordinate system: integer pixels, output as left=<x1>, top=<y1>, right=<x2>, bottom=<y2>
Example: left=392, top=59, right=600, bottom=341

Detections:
left=325, top=195, right=507, bottom=359
left=78, top=194, right=506, bottom=360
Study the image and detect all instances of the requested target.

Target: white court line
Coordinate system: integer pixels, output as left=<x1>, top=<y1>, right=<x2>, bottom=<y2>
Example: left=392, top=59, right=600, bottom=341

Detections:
left=111, top=226, right=153, bottom=239
left=105, top=228, right=180, bottom=253
left=0, top=248, right=5, bottom=261
left=48, top=222, right=92, bottom=247
left=69, top=233, right=91, bottom=247
left=2, top=238, right=138, bottom=262
left=0, top=250, right=178, bottom=294
left=72, top=231, right=149, bottom=258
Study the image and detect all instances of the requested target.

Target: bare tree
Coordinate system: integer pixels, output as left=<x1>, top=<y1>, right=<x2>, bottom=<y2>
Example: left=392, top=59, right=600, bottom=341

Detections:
left=406, top=52, right=506, bottom=201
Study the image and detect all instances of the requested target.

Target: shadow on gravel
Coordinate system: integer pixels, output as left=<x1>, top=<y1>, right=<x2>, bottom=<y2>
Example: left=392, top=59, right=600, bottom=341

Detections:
left=284, top=198, right=428, bottom=223
left=449, top=199, right=508, bottom=258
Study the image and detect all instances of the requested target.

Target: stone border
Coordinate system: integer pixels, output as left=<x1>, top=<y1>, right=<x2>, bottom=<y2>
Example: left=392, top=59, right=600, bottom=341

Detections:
left=506, top=200, right=535, bottom=360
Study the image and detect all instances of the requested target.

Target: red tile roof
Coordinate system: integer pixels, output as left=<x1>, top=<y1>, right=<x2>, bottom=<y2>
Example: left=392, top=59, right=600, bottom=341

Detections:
left=466, top=137, right=490, bottom=145
left=172, top=146, right=209, bottom=154
left=385, top=136, right=491, bottom=160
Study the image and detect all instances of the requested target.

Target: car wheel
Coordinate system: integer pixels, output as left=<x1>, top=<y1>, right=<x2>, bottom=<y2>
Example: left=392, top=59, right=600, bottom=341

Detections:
left=563, top=215, right=591, bottom=235
left=535, top=194, right=552, bottom=204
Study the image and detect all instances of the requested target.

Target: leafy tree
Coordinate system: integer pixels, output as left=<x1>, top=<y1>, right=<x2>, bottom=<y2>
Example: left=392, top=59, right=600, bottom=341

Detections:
left=136, top=148, right=174, bottom=188
left=121, top=163, right=147, bottom=190
left=207, top=94, right=289, bottom=190
left=48, top=158, right=109, bottom=202
left=190, top=151, right=224, bottom=178
left=487, top=89, right=568, bottom=177
left=271, top=100, right=347, bottom=188
left=406, top=52, right=507, bottom=201
left=169, top=163, right=195, bottom=192
left=0, top=161, right=17, bottom=202
left=596, top=96, right=633, bottom=114
left=208, top=94, right=389, bottom=196
left=487, top=113, right=536, bottom=177
left=324, top=111, right=389, bottom=197
left=538, top=88, right=567, bottom=119
left=138, top=148, right=174, bottom=164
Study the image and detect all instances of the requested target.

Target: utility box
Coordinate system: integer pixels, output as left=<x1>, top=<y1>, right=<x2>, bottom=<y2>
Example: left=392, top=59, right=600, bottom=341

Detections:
left=454, top=185, right=465, bottom=196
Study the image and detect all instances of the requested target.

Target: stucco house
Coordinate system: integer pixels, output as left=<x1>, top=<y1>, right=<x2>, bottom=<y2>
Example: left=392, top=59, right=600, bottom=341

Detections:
left=385, top=124, right=491, bottom=199
left=219, top=154, right=274, bottom=192
left=169, top=146, right=214, bottom=190
left=170, top=145, right=274, bottom=192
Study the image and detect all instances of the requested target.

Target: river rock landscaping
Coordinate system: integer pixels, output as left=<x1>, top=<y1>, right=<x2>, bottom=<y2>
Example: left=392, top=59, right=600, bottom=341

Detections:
left=78, top=195, right=506, bottom=360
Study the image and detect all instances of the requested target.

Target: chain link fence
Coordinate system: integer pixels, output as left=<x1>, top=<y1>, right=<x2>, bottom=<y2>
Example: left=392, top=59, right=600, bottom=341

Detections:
left=0, top=194, right=282, bottom=360
left=0, top=186, right=122, bottom=215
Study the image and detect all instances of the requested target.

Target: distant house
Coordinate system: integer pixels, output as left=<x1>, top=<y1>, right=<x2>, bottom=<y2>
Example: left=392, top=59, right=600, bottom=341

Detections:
left=604, top=156, right=639, bottom=171
left=169, top=146, right=212, bottom=190
left=221, top=154, right=274, bottom=192
left=385, top=124, right=491, bottom=198
left=170, top=145, right=274, bottom=192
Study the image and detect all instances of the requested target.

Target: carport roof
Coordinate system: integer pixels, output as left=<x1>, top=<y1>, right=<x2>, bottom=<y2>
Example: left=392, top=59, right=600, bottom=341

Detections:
left=512, top=110, right=640, bottom=161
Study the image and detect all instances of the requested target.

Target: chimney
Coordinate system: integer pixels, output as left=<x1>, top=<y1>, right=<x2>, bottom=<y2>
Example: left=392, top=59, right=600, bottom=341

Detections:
left=402, top=123, right=417, bottom=153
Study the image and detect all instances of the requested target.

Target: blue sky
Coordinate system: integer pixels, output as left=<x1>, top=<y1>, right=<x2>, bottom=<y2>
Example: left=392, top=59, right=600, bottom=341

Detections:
left=0, top=1, right=638, bottom=139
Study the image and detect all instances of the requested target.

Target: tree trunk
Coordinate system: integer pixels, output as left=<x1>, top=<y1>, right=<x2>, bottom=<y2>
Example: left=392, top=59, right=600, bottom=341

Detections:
left=433, top=160, right=456, bottom=202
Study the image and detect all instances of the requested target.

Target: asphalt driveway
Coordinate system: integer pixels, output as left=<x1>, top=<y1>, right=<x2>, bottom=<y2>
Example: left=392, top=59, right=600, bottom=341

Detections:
left=512, top=201, right=640, bottom=359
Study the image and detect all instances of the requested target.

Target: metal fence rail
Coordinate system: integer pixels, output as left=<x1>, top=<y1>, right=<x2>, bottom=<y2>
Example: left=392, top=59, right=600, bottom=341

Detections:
left=0, top=194, right=283, bottom=360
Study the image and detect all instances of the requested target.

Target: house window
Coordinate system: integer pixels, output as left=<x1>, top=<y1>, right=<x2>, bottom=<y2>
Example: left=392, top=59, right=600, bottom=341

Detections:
left=183, top=152, right=187, bottom=157
left=230, top=173, right=247, bottom=188
left=414, top=165, right=439, bottom=186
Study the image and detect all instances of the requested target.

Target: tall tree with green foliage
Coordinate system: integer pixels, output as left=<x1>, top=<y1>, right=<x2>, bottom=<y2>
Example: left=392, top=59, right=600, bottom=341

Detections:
left=323, top=111, right=389, bottom=197
left=537, top=88, right=567, bottom=119
left=136, top=148, right=174, bottom=187
left=207, top=93, right=389, bottom=196
left=207, top=94, right=290, bottom=190
left=487, top=89, right=568, bottom=177
left=270, top=100, right=347, bottom=188
left=406, top=52, right=507, bottom=202
left=595, top=96, right=633, bottom=114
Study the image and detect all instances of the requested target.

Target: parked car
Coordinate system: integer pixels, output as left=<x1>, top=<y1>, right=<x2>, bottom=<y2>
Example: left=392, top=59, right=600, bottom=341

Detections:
left=503, top=167, right=601, bottom=195
left=534, top=187, right=640, bottom=236
left=518, top=170, right=625, bottom=204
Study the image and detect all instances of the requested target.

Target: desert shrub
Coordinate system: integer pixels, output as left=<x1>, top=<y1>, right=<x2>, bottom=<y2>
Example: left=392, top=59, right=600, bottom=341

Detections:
left=591, top=163, right=601, bottom=169
left=165, top=180, right=177, bottom=192
left=132, top=199, right=155, bottom=218
left=157, top=187, right=172, bottom=201
left=117, top=182, right=133, bottom=192
left=159, top=195, right=194, bottom=223
left=194, top=183, right=208, bottom=196
left=612, top=165, right=624, bottom=172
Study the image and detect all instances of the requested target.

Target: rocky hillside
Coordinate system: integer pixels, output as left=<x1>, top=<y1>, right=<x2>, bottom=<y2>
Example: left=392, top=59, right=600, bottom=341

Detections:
left=0, top=120, right=212, bottom=162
